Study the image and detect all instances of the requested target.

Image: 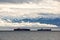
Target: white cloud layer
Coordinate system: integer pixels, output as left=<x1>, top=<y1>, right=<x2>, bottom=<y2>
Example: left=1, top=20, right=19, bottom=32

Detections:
left=0, top=0, right=60, bottom=13
left=0, top=18, right=58, bottom=27
left=0, top=8, right=60, bottom=19
left=0, top=21, right=58, bottom=27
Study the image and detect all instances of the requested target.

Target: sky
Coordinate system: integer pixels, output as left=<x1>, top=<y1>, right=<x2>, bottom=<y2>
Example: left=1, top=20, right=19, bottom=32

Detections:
left=0, top=0, right=60, bottom=27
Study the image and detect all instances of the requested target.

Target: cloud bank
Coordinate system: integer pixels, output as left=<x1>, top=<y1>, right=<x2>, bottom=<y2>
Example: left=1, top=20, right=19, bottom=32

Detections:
left=0, top=21, right=58, bottom=27
left=0, top=8, right=60, bottom=19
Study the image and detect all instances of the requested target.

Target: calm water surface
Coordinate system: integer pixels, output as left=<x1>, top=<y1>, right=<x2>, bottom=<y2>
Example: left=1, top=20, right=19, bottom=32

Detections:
left=0, top=31, right=60, bottom=40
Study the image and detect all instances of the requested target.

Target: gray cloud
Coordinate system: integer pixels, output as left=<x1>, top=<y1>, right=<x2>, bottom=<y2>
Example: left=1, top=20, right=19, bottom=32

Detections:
left=54, top=0, right=60, bottom=2
left=0, top=0, right=42, bottom=3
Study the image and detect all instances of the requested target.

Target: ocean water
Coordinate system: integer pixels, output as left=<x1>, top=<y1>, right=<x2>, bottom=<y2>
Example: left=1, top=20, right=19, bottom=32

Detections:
left=0, top=31, right=60, bottom=40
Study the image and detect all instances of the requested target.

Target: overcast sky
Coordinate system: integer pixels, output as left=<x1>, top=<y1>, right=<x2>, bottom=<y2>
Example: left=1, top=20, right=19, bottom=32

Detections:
left=0, top=0, right=59, bottom=3
left=0, top=0, right=60, bottom=27
left=0, top=0, right=42, bottom=3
